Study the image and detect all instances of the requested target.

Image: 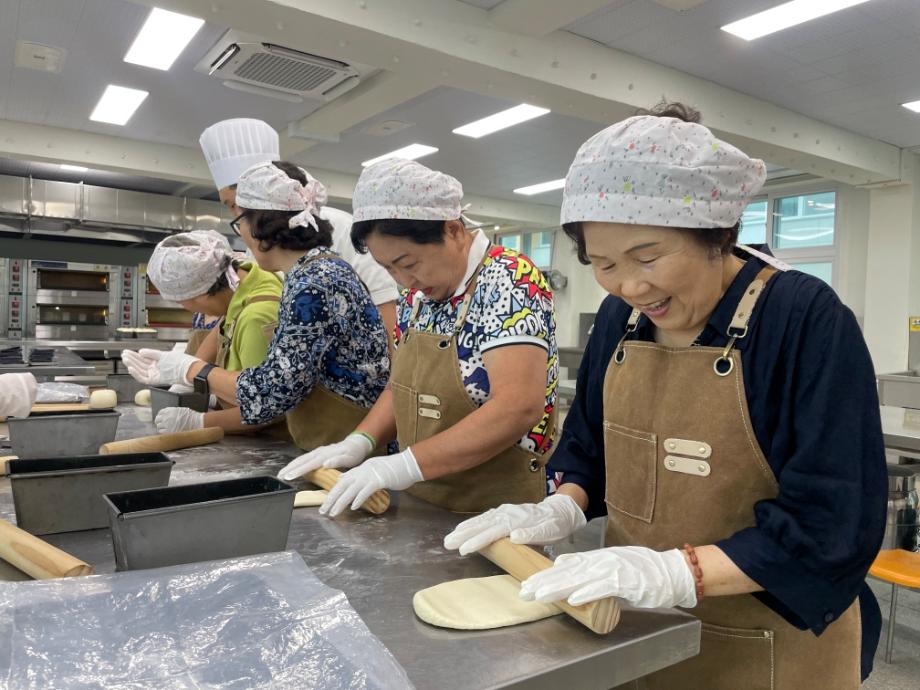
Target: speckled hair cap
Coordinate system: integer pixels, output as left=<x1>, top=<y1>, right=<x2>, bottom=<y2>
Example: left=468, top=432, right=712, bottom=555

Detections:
left=560, top=115, right=766, bottom=228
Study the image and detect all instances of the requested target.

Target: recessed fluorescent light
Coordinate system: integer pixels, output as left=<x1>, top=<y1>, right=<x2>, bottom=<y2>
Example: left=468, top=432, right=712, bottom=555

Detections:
left=453, top=104, right=551, bottom=138
left=124, top=8, right=204, bottom=71
left=903, top=101, right=920, bottom=113
left=361, top=144, right=438, bottom=167
left=513, top=179, right=566, bottom=196
left=60, top=164, right=88, bottom=172
left=721, top=0, right=875, bottom=41
left=90, top=85, right=149, bottom=125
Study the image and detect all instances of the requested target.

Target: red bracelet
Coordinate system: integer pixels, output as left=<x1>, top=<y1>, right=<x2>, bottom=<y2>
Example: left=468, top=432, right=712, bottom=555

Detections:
left=683, top=543, right=705, bottom=601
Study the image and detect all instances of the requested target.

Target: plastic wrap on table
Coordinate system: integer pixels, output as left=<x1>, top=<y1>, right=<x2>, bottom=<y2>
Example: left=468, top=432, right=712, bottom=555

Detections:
left=0, top=551, right=415, bottom=690
left=34, top=382, right=89, bottom=404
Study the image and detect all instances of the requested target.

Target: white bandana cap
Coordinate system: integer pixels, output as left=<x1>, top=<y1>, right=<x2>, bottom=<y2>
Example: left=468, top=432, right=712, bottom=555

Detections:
left=235, top=162, right=324, bottom=232
left=199, top=118, right=279, bottom=190
left=351, top=159, right=482, bottom=227
left=147, top=230, right=238, bottom=302
left=560, top=115, right=767, bottom=229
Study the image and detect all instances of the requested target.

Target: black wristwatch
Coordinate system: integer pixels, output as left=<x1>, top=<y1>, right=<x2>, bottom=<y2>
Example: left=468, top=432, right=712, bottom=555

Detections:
left=193, top=363, right=217, bottom=396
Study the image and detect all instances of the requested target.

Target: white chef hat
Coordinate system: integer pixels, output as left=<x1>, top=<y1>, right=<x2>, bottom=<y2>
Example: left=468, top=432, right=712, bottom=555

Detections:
left=351, top=159, right=481, bottom=227
left=560, top=115, right=766, bottom=229
left=199, top=118, right=279, bottom=190
left=235, top=162, right=324, bottom=232
left=147, top=230, right=237, bottom=302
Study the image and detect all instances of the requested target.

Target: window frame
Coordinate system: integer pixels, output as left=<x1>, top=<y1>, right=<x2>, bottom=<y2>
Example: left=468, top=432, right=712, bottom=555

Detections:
left=493, top=228, right=556, bottom=270
left=742, top=181, right=839, bottom=290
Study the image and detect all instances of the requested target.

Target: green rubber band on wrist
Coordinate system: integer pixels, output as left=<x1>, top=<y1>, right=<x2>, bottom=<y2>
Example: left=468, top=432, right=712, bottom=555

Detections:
left=351, top=431, right=377, bottom=451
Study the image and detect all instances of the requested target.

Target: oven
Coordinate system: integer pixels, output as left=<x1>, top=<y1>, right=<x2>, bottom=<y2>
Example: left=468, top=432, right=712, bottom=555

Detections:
left=136, top=266, right=193, bottom=341
left=25, top=261, right=122, bottom=340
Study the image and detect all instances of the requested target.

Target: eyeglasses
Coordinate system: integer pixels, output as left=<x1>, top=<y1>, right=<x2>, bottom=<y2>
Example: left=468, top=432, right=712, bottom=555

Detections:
left=229, top=212, right=245, bottom=237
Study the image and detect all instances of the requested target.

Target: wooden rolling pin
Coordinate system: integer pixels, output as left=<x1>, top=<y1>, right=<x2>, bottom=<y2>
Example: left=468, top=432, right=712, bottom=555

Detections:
left=479, top=538, right=620, bottom=635
left=100, top=427, right=224, bottom=454
left=0, top=518, right=94, bottom=579
left=0, top=455, right=17, bottom=476
left=306, top=467, right=390, bottom=515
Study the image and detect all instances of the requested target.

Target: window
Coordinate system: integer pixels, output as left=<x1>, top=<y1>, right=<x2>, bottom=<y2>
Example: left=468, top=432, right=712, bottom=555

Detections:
left=774, top=191, right=835, bottom=249
left=739, top=199, right=768, bottom=244
left=496, top=229, right=554, bottom=269
left=740, top=187, right=837, bottom=289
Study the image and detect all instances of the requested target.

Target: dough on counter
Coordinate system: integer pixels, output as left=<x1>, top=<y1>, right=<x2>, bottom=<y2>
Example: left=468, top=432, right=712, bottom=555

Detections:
left=293, top=490, right=328, bottom=508
left=413, top=575, right=562, bottom=630
left=134, top=389, right=152, bottom=407
left=89, top=389, right=117, bottom=409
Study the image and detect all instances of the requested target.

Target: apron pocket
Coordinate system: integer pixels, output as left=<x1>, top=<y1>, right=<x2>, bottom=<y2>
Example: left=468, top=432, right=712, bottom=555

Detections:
left=603, top=422, right=657, bottom=523
left=645, top=623, right=775, bottom=690
left=390, top=382, right=418, bottom=448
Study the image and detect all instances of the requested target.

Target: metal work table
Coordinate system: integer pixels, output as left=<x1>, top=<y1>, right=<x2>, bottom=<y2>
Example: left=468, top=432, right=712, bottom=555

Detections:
left=881, top=405, right=920, bottom=459
left=0, top=404, right=699, bottom=690
left=0, top=338, right=174, bottom=354
left=0, top=345, right=96, bottom=379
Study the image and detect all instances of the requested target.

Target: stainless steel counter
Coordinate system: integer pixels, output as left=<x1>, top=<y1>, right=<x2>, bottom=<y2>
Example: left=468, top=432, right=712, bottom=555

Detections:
left=1, top=338, right=175, bottom=354
left=0, top=345, right=96, bottom=379
left=881, top=405, right=920, bottom=459
left=0, top=404, right=699, bottom=690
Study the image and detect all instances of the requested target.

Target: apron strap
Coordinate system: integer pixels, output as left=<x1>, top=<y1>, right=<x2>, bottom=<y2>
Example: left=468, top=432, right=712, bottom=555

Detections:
left=714, top=266, right=779, bottom=376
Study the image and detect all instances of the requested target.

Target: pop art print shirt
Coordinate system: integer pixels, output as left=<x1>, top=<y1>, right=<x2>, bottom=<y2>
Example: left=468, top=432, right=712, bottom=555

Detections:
left=394, top=231, right=558, bottom=455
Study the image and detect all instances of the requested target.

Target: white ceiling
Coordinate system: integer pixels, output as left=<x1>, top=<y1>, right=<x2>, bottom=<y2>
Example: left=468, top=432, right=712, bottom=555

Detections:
left=0, top=0, right=911, bottom=218
left=296, top=86, right=606, bottom=205
left=564, top=0, right=920, bottom=149
left=0, top=0, right=323, bottom=149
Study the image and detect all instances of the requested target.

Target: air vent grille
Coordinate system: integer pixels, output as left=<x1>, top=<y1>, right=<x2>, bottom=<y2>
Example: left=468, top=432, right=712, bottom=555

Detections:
left=235, top=53, right=338, bottom=92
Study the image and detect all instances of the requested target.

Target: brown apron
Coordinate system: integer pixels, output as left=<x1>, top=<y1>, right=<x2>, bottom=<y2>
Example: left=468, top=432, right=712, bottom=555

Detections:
left=184, top=328, right=212, bottom=357
left=391, top=250, right=554, bottom=513
left=283, top=252, right=378, bottom=452
left=604, top=267, right=861, bottom=690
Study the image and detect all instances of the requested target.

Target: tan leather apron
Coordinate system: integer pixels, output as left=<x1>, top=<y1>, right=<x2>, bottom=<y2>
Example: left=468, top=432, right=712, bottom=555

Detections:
left=283, top=252, right=379, bottom=452
left=391, top=251, right=554, bottom=513
left=185, top=328, right=211, bottom=357
left=604, top=267, right=861, bottom=690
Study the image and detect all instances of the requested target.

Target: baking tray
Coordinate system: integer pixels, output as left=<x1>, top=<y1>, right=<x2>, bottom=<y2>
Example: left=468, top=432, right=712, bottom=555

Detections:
left=8, top=453, right=173, bottom=535
left=106, top=374, right=147, bottom=403
left=7, top=410, right=120, bottom=459
left=104, top=476, right=296, bottom=571
left=149, top=386, right=208, bottom=418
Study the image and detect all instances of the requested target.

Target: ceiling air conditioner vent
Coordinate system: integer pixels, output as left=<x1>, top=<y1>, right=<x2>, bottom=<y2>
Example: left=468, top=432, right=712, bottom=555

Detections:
left=199, top=34, right=361, bottom=103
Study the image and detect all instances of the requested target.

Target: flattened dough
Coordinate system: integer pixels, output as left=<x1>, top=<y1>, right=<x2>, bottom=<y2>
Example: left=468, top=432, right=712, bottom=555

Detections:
left=413, top=575, right=562, bottom=630
left=294, top=490, right=328, bottom=508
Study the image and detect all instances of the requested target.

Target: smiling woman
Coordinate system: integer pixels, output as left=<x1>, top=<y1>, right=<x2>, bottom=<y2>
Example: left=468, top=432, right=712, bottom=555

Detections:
left=443, top=102, right=887, bottom=690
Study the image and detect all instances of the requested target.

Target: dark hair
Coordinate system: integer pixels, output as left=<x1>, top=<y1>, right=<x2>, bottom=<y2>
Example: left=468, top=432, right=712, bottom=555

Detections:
left=205, top=258, right=244, bottom=296
left=562, top=100, right=739, bottom=264
left=241, top=161, right=333, bottom=252
left=351, top=218, right=447, bottom=254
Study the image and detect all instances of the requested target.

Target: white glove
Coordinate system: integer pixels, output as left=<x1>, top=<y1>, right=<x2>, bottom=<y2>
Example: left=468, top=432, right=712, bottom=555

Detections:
left=319, top=448, right=424, bottom=517
left=443, top=493, right=587, bottom=556
left=122, top=348, right=200, bottom=386
left=277, top=433, right=374, bottom=481
left=0, top=372, right=37, bottom=419
left=154, top=406, right=205, bottom=434
left=168, top=383, right=195, bottom=394
left=520, top=546, right=697, bottom=609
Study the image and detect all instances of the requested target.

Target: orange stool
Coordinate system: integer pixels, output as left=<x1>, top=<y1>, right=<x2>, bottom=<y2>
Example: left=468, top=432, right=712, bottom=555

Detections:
left=869, top=549, right=920, bottom=663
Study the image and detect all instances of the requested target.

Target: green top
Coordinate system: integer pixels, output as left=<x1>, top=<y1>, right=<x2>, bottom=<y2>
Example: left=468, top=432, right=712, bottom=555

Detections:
left=219, top=262, right=283, bottom=372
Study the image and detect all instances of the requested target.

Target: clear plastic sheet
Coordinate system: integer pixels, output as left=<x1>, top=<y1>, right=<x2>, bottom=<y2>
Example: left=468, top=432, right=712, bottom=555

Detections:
left=0, top=551, right=415, bottom=690
left=34, top=382, right=89, bottom=403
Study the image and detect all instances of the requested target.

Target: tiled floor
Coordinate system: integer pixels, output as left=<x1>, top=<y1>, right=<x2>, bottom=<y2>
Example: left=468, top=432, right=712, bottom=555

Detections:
left=864, top=578, right=920, bottom=689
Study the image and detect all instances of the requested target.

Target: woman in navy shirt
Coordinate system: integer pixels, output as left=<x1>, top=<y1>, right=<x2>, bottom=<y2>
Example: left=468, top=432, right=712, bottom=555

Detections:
left=445, top=103, right=886, bottom=689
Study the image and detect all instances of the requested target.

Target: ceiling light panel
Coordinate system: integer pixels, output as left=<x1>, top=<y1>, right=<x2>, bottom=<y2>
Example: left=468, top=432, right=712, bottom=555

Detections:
left=453, top=104, right=551, bottom=138
left=721, top=0, right=876, bottom=41
left=513, top=179, right=566, bottom=196
left=124, top=7, right=205, bottom=71
left=361, top=144, right=438, bottom=167
left=60, top=165, right=88, bottom=172
left=90, top=85, right=149, bottom=125
left=902, top=101, right=920, bottom=113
